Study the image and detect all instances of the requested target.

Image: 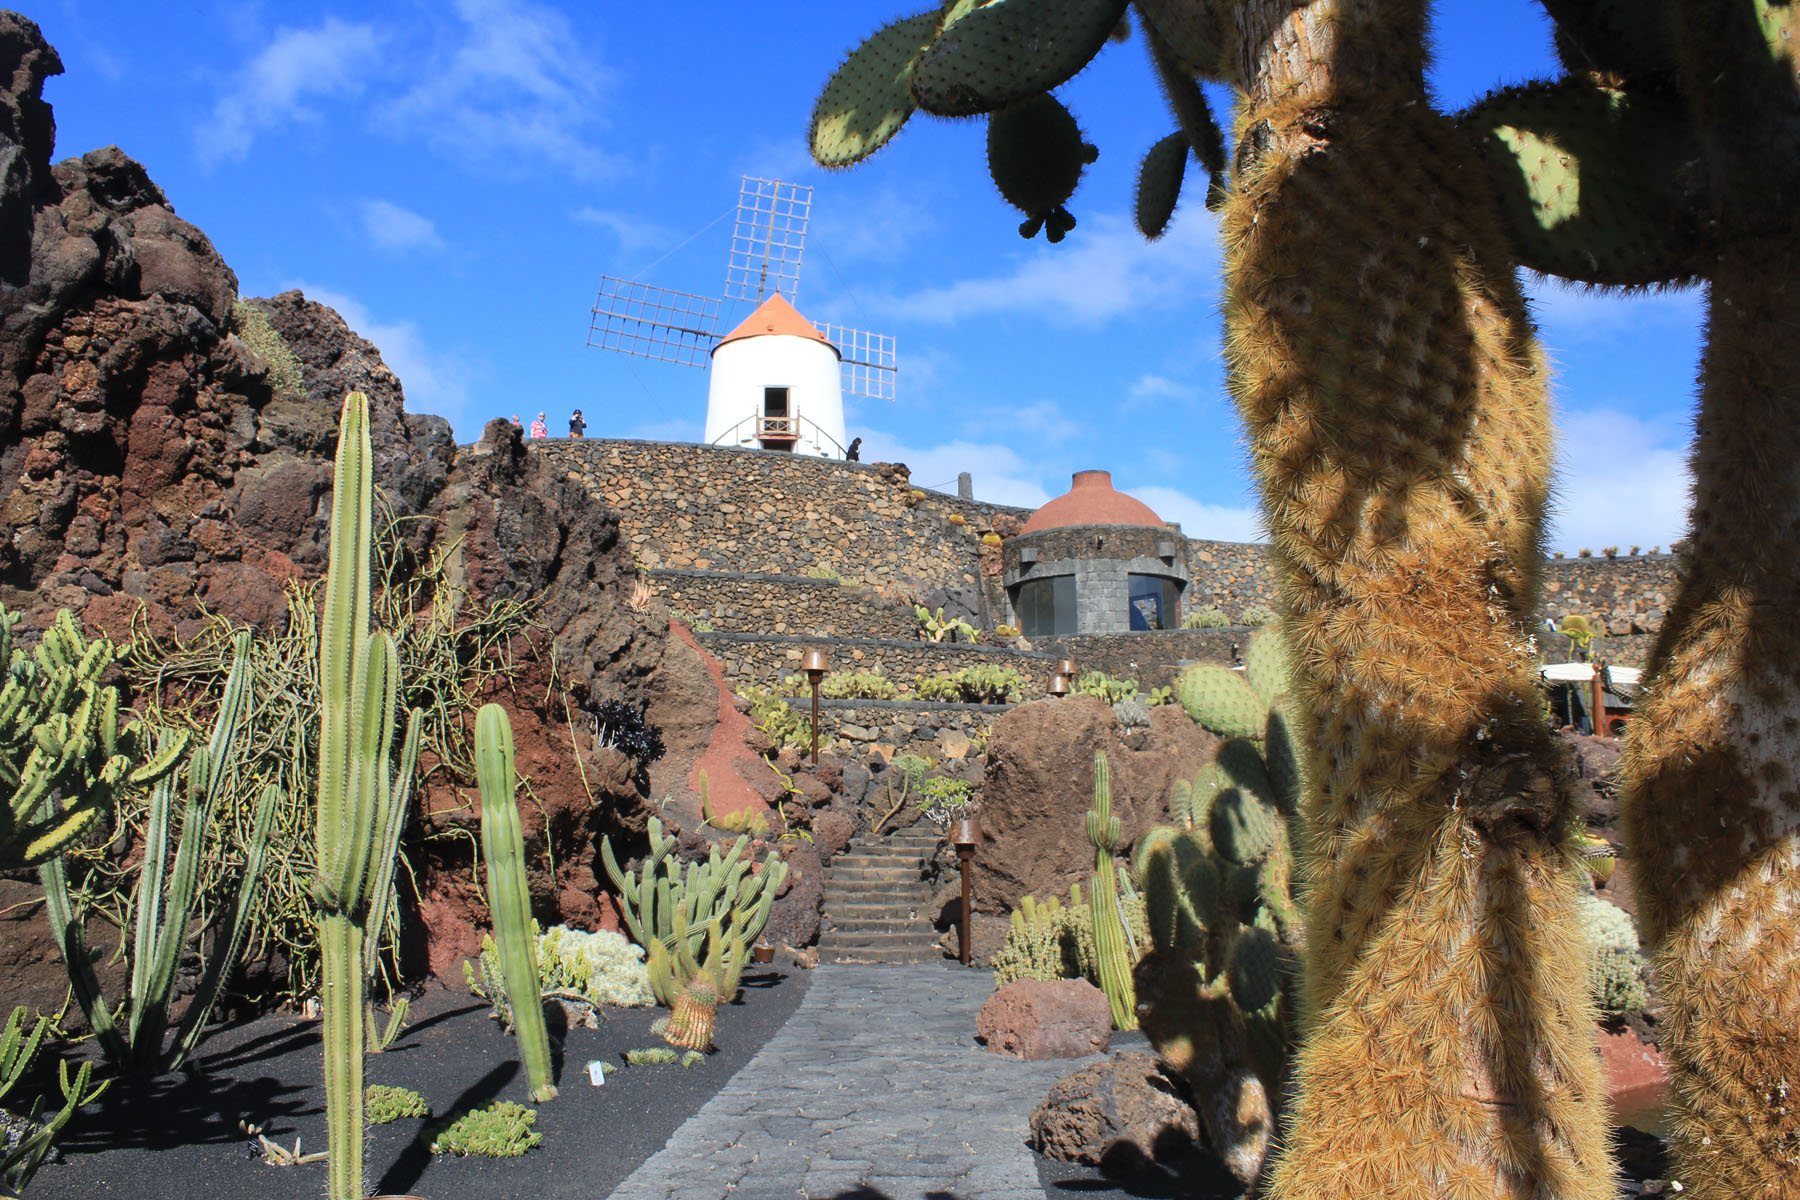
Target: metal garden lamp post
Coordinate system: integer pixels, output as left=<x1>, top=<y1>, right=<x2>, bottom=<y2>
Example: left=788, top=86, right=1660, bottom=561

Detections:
left=801, top=649, right=828, bottom=763
left=1056, top=658, right=1077, bottom=682
left=949, top=816, right=981, bottom=966
left=1048, top=674, right=1071, bottom=698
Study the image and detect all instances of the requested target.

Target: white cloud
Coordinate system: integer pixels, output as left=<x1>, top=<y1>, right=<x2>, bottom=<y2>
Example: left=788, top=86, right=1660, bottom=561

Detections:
left=380, top=0, right=620, bottom=179
left=1130, top=485, right=1265, bottom=543
left=199, top=18, right=383, bottom=164
left=360, top=200, right=445, bottom=252
left=1128, top=373, right=1202, bottom=405
left=285, top=282, right=477, bottom=435
left=855, top=430, right=1052, bottom=509
left=1523, top=275, right=1705, bottom=343
left=573, top=208, right=679, bottom=259
left=870, top=208, right=1221, bottom=327
left=1546, top=407, right=1693, bottom=555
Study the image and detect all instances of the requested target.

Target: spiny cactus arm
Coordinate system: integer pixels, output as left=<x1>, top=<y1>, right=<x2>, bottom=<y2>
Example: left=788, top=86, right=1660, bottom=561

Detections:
left=0, top=1006, right=47, bottom=1109
left=811, top=8, right=944, bottom=168
left=37, top=843, right=128, bottom=1067
left=1458, top=75, right=1707, bottom=287
left=167, top=780, right=282, bottom=1073
left=126, top=755, right=209, bottom=1070
left=910, top=0, right=1127, bottom=118
left=476, top=703, right=557, bottom=1103
left=363, top=708, right=421, bottom=980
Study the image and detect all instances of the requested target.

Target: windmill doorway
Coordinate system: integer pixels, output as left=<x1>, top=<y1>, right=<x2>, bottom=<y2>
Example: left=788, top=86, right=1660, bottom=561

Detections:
left=759, top=386, right=796, bottom=450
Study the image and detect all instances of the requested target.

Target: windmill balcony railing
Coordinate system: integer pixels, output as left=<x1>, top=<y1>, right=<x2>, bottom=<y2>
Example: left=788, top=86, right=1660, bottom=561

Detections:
left=713, top=412, right=847, bottom=458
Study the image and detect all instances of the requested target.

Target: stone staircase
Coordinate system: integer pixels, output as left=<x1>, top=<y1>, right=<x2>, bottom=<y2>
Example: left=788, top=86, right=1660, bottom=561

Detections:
left=818, top=824, right=944, bottom=964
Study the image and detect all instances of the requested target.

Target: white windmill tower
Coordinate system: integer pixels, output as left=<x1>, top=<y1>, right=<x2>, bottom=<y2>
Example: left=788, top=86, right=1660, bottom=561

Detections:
left=587, top=177, right=896, bottom=459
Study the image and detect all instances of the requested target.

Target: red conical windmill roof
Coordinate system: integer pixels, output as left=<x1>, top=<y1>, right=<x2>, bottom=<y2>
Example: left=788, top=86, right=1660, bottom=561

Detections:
left=1021, top=470, right=1166, bottom=533
left=714, top=293, right=839, bottom=357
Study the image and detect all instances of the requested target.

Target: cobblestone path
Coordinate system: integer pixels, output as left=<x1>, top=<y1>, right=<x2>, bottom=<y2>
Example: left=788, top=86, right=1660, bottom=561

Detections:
left=604, top=964, right=1092, bottom=1200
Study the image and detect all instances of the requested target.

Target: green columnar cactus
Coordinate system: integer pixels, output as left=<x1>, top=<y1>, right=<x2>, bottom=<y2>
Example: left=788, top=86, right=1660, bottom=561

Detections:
left=600, top=817, right=785, bottom=1006
left=312, top=391, right=424, bottom=1200
left=475, top=702, right=557, bottom=1102
left=1086, top=753, right=1137, bottom=1031
left=39, top=629, right=281, bottom=1077
left=0, top=605, right=182, bottom=870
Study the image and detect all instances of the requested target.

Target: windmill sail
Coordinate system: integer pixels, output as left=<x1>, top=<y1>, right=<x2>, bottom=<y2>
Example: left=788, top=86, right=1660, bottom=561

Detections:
left=726, top=176, right=810, bottom=303
left=587, top=276, right=721, bottom=368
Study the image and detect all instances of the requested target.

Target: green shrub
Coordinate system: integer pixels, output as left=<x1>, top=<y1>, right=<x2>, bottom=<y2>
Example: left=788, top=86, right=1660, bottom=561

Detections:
left=230, top=299, right=306, bottom=401
left=1239, top=605, right=1277, bottom=627
left=1183, top=606, right=1230, bottom=629
left=1577, top=892, right=1648, bottom=1016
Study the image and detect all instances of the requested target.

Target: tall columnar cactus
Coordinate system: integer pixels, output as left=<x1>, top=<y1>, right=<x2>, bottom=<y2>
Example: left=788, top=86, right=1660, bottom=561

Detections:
left=475, top=702, right=557, bottom=1102
left=0, top=605, right=182, bottom=870
left=1086, top=752, right=1137, bottom=1031
left=600, top=816, right=786, bottom=1007
left=40, top=630, right=281, bottom=1077
left=313, top=391, right=423, bottom=1200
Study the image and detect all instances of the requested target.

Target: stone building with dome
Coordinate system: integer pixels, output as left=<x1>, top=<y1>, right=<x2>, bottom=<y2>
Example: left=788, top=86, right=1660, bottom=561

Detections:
left=1001, top=470, right=1192, bottom=636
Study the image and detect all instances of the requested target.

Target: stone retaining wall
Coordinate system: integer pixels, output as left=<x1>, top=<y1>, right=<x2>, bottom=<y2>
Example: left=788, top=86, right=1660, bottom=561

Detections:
left=1040, top=628, right=1255, bottom=689
left=696, top=631, right=1061, bottom=696
left=652, top=569, right=921, bottom=639
left=539, top=438, right=1019, bottom=586
left=813, top=698, right=1010, bottom=758
left=1539, top=555, right=1679, bottom=638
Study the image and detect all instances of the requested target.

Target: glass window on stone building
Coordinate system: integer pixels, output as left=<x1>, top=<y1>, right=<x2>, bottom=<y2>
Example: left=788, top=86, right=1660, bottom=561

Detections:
left=1128, top=574, right=1181, bottom=631
left=1017, top=575, right=1076, bottom=637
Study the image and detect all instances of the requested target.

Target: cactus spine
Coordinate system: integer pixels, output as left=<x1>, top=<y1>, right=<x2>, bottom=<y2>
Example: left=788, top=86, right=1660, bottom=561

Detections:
left=1086, top=752, right=1137, bottom=1031
left=39, top=629, right=280, bottom=1077
left=475, top=702, right=557, bottom=1101
left=313, top=391, right=423, bottom=1200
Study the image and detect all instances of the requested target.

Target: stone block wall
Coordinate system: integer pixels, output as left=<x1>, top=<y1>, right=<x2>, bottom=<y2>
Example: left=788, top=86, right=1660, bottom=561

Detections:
left=814, top=699, right=1010, bottom=757
left=540, top=438, right=1021, bottom=587
left=1539, top=554, right=1679, bottom=637
left=1040, top=629, right=1257, bottom=690
left=695, top=630, right=1061, bottom=697
left=652, top=569, right=920, bottom=639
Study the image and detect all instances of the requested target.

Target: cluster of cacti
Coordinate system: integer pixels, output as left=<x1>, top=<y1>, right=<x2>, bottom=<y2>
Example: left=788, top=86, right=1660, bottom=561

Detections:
left=475, top=702, right=557, bottom=1103
left=623, top=1046, right=706, bottom=1068
left=1173, top=626, right=1291, bottom=741
left=916, top=664, right=1022, bottom=703
left=1086, top=753, right=1138, bottom=1031
left=312, top=391, right=425, bottom=1200
left=40, top=629, right=283, bottom=1078
left=1574, top=892, right=1648, bottom=1018
left=1181, top=605, right=1229, bottom=629
left=819, top=5, right=1800, bottom=1196
left=700, top=772, right=773, bottom=836
left=913, top=605, right=980, bottom=644
left=1133, top=715, right=1304, bottom=1189
left=427, top=1101, right=541, bottom=1157
left=600, top=815, right=786, bottom=1012
left=538, top=924, right=655, bottom=1008
left=365, top=1084, right=430, bottom=1124
left=1, top=603, right=182, bottom=870
left=0, top=1004, right=106, bottom=1193
left=813, top=0, right=1222, bottom=240
left=991, top=881, right=1149, bottom=989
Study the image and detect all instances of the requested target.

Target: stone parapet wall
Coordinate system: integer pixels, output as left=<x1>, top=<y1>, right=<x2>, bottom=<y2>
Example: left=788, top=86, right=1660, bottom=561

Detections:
left=1539, top=555, right=1679, bottom=638
left=1039, top=629, right=1253, bottom=689
left=813, top=698, right=1011, bottom=758
left=652, top=569, right=920, bottom=639
left=695, top=630, right=1061, bottom=696
left=1182, top=540, right=1280, bottom=619
left=539, top=438, right=1014, bottom=587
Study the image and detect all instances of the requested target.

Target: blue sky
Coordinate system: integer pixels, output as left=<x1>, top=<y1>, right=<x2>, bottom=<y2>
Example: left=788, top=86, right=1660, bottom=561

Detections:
left=35, top=1, right=1704, bottom=554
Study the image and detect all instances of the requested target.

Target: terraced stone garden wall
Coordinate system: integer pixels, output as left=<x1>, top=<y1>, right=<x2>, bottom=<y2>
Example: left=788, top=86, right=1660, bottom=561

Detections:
left=697, top=630, right=1060, bottom=697
left=652, top=569, right=920, bottom=639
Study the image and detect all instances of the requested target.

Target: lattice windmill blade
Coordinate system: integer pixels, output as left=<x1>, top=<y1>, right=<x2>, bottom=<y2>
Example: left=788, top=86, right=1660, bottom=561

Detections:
left=819, top=322, right=898, bottom=401
left=725, top=176, right=811, bottom=304
left=587, top=275, right=722, bottom=368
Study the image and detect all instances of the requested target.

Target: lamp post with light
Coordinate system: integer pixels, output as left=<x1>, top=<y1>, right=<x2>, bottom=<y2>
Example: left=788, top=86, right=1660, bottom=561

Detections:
left=801, top=649, right=828, bottom=764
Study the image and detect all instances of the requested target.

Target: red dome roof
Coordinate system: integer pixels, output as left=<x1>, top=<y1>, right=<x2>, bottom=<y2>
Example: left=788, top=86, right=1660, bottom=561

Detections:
left=1022, top=470, right=1166, bottom=533
left=714, top=294, right=839, bottom=356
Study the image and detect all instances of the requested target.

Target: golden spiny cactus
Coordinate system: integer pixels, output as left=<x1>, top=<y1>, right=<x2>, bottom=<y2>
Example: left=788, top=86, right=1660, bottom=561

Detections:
left=1221, top=4, right=1609, bottom=1196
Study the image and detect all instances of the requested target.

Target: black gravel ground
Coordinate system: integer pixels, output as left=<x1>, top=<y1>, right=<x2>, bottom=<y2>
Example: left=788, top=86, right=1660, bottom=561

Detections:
left=26, top=963, right=807, bottom=1200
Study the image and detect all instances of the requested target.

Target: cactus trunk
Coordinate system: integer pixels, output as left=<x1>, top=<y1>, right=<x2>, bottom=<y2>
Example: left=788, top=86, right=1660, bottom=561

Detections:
left=1086, top=753, right=1138, bottom=1031
left=476, top=702, right=557, bottom=1102
left=1616, top=8, right=1800, bottom=1192
left=313, top=391, right=422, bottom=1200
left=1224, top=4, right=1609, bottom=1196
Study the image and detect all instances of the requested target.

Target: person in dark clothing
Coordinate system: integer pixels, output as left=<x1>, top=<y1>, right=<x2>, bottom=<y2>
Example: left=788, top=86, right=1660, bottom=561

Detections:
left=570, top=410, right=587, bottom=438
left=846, top=437, right=862, bottom=462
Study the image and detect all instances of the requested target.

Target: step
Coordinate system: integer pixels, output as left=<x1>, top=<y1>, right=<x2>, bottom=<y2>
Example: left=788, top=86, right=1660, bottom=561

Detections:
left=822, top=892, right=926, bottom=909
left=820, top=946, right=940, bottom=964
left=822, top=916, right=933, bottom=935
left=825, top=899, right=928, bottom=917
left=817, top=929, right=940, bottom=951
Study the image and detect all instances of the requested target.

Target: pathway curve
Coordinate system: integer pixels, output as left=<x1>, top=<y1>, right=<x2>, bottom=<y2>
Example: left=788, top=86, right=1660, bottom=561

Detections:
left=605, top=963, right=1091, bottom=1200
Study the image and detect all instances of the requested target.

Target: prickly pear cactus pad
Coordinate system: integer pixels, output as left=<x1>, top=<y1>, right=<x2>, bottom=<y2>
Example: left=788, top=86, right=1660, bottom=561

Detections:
left=810, top=11, right=942, bottom=167
left=910, top=0, right=1127, bottom=117
left=1222, top=6, right=1609, bottom=1198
